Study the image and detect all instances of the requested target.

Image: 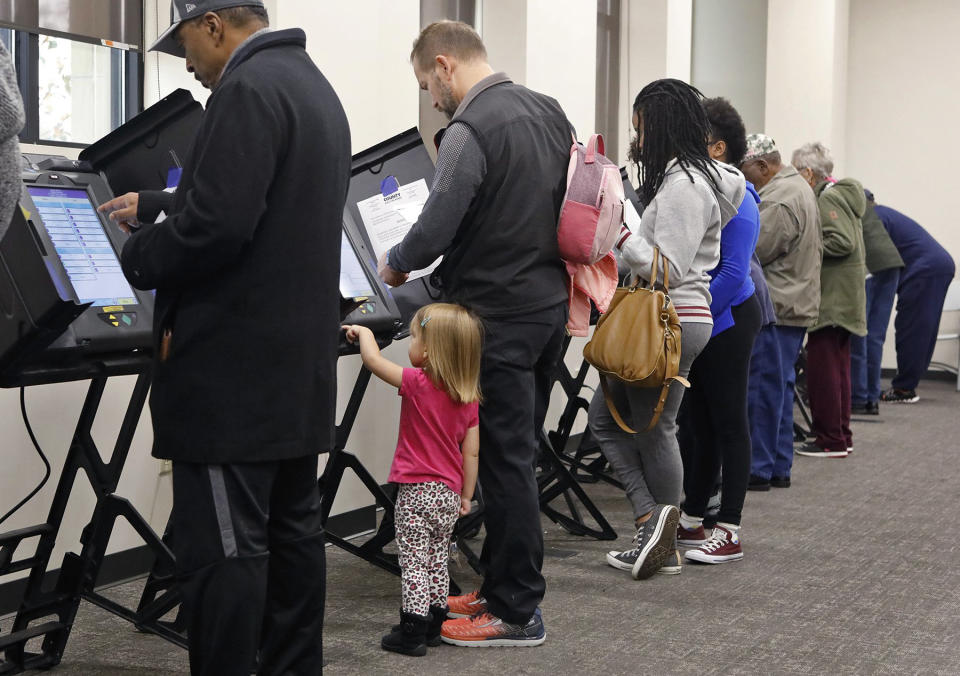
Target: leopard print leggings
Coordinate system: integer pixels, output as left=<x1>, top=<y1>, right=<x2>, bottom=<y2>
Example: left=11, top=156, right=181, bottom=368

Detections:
left=395, top=481, right=461, bottom=616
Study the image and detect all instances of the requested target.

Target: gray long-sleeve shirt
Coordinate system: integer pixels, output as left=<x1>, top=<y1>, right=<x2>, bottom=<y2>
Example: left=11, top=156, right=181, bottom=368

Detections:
left=389, top=120, right=486, bottom=273
left=387, top=73, right=520, bottom=273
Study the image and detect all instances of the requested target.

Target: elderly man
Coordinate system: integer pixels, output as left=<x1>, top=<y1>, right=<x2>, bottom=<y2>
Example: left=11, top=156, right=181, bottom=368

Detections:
left=791, top=142, right=867, bottom=459
left=740, top=134, right=822, bottom=486
left=378, top=20, right=569, bottom=647
left=109, top=2, right=350, bottom=673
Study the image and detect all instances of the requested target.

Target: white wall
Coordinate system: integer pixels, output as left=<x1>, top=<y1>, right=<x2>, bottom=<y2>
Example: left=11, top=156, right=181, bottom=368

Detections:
left=691, top=0, right=767, bottom=135
left=764, top=0, right=849, bottom=173
left=525, top=0, right=597, bottom=136
left=845, top=0, right=960, bottom=370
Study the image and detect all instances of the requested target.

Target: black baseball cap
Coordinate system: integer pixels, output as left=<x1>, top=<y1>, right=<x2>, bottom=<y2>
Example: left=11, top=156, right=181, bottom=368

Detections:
left=150, top=0, right=265, bottom=57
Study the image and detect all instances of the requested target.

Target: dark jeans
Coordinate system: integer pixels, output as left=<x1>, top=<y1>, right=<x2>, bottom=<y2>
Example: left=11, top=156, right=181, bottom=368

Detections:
left=477, top=301, right=566, bottom=625
left=806, top=326, right=852, bottom=452
left=892, top=274, right=953, bottom=391
left=680, top=294, right=762, bottom=526
left=851, top=268, right=900, bottom=404
left=749, top=324, right=806, bottom=480
left=171, top=455, right=326, bottom=676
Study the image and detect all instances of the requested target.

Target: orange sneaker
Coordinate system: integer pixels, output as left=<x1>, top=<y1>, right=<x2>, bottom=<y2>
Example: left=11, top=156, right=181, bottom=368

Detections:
left=440, top=609, right=546, bottom=647
left=447, top=590, right=487, bottom=618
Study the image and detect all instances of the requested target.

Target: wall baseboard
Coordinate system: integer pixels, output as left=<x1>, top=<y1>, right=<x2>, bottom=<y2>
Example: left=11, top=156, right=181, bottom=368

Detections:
left=880, top=367, right=956, bottom=383
left=0, top=504, right=377, bottom=617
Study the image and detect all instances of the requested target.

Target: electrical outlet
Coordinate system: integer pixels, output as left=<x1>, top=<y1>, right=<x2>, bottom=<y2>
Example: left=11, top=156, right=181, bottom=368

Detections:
left=159, top=459, right=173, bottom=475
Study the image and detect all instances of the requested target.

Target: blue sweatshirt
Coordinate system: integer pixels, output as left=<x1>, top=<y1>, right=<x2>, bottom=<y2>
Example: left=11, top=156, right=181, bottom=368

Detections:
left=708, top=181, right=760, bottom=336
left=872, top=204, right=954, bottom=284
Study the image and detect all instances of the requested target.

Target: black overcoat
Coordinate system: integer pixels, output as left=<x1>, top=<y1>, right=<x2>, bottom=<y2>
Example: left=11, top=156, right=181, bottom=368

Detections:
left=122, top=29, right=351, bottom=463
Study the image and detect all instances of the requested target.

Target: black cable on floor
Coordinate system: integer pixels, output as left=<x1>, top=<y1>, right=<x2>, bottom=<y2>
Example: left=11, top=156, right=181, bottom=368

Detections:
left=0, top=387, right=51, bottom=526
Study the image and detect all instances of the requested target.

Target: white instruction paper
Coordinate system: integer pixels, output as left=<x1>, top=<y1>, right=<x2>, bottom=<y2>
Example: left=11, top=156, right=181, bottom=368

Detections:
left=356, top=178, right=437, bottom=282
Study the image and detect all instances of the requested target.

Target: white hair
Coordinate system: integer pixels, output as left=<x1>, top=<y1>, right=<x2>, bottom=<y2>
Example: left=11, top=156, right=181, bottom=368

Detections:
left=791, top=142, right=834, bottom=180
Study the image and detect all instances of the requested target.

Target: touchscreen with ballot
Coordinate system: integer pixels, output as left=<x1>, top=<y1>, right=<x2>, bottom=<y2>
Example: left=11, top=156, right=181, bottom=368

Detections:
left=355, top=176, right=437, bottom=282
left=26, top=185, right=138, bottom=307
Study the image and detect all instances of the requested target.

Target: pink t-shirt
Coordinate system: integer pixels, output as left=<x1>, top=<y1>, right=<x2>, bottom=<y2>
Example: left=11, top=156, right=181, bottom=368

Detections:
left=388, top=368, right=479, bottom=495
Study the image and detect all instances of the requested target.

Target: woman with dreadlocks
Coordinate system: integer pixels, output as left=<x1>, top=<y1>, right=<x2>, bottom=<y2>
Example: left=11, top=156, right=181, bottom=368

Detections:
left=590, top=78, right=746, bottom=580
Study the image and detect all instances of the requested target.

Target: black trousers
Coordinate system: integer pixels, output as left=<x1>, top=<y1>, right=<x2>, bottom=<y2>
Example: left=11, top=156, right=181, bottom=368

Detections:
left=477, top=301, right=566, bottom=625
left=171, top=455, right=326, bottom=676
left=680, top=294, right=762, bottom=526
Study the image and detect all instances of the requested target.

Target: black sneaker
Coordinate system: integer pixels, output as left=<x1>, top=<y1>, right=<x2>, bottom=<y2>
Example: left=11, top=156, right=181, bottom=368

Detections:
left=852, top=401, right=880, bottom=415
left=605, top=504, right=679, bottom=580
left=795, top=441, right=848, bottom=458
left=747, top=474, right=771, bottom=491
left=770, top=475, right=791, bottom=488
left=880, top=388, right=919, bottom=403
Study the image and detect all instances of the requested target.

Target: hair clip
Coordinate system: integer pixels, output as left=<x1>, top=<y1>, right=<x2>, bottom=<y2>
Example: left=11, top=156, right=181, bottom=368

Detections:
left=420, top=316, right=431, bottom=327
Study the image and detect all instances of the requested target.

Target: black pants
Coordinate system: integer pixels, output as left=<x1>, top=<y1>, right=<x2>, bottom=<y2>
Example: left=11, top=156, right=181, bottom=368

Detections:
left=680, top=294, right=762, bottom=526
left=477, top=301, right=566, bottom=625
left=171, top=455, right=326, bottom=676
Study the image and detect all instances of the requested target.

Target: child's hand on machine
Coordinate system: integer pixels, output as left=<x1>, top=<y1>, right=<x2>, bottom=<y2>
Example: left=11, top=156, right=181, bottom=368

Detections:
left=342, top=324, right=372, bottom=344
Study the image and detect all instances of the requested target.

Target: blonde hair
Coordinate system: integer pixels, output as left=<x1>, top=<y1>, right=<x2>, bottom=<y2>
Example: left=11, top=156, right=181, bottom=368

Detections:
left=412, top=303, right=483, bottom=404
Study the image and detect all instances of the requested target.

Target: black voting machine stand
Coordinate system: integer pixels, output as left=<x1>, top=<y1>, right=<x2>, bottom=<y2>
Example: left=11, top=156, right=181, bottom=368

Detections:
left=0, top=91, right=202, bottom=674
left=0, top=175, right=172, bottom=673
left=316, top=129, right=620, bottom=587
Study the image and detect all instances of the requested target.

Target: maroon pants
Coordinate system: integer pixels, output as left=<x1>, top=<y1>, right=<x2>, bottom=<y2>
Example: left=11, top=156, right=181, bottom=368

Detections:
left=806, top=326, right=852, bottom=453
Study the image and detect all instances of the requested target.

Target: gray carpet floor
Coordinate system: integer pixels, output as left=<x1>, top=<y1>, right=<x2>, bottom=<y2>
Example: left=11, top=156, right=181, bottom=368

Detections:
left=6, top=379, right=959, bottom=675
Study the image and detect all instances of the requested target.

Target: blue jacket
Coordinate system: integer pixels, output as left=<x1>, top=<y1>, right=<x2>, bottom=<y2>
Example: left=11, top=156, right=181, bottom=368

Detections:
left=708, top=182, right=760, bottom=336
left=872, top=204, right=954, bottom=284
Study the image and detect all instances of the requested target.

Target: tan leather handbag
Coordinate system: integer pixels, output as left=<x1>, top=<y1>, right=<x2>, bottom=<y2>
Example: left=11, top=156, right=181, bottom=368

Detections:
left=583, top=248, right=689, bottom=433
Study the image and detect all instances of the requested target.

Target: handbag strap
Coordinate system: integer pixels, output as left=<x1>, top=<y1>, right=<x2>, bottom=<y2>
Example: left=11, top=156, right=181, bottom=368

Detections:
left=647, top=247, right=671, bottom=293
left=602, top=375, right=691, bottom=435
left=601, top=377, right=636, bottom=434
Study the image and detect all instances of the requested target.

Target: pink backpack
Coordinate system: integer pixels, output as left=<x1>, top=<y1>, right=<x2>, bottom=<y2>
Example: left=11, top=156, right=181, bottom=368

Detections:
left=557, top=134, right=624, bottom=265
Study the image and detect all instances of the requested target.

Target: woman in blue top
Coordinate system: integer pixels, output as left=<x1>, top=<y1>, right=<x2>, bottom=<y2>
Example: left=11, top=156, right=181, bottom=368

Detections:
left=676, top=98, right=765, bottom=565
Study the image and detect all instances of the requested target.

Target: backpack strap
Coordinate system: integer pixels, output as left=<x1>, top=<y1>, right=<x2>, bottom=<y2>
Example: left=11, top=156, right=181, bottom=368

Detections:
left=585, top=134, right=604, bottom=164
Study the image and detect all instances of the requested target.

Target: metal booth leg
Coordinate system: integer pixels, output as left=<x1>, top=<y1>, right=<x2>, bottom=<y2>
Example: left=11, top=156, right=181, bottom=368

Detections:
left=0, top=372, right=172, bottom=674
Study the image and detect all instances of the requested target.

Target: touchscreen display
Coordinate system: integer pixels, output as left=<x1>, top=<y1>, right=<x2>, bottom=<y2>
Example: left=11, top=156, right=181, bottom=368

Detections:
left=27, top=186, right=137, bottom=307
left=340, top=231, right=375, bottom=299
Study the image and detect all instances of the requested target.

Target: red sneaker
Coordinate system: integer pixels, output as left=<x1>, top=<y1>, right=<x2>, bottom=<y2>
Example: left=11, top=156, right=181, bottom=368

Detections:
left=684, top=524, right=743, bottom=564
left=677, top=523, right=708, bottom=547
left=441, top=609, right=546, bottom=647
left=447, top=590, right=487, bottom=618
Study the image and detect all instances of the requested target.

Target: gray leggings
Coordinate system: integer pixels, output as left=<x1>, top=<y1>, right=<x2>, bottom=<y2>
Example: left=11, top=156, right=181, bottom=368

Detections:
left=587, top=322, right=712, bottom=520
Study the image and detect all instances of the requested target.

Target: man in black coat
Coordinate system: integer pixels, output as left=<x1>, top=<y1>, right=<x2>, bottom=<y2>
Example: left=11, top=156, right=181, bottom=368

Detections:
left=113, top=2, right=350, bottom=673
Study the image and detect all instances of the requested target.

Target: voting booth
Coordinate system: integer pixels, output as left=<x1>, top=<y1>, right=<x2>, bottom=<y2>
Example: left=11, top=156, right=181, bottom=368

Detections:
left=0, top=91, right=200, bottom=674
left=319, top=130, right=623, bottom=583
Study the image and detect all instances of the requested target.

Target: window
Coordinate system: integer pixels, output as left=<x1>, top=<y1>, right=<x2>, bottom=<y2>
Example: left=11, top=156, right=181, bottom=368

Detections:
left=2, top=29, right=141, bottom=147
left=38, top=35, right=125, bottom=144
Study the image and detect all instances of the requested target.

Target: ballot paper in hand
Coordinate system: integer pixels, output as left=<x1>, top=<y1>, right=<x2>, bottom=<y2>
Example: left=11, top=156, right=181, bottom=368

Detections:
left=356, top=178, right=438, bottom=282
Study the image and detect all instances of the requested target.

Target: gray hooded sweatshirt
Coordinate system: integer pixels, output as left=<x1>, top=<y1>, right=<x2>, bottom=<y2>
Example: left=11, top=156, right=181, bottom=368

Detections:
left=620, top=159, right=745, bottom=323
left=0, top=42, right=24, bottom=239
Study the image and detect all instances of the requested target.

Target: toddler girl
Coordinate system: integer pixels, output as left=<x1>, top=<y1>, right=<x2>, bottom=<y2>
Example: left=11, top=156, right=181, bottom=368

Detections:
left=344, top=302, right=482, bottom=656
